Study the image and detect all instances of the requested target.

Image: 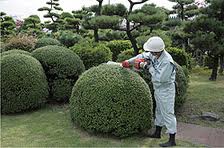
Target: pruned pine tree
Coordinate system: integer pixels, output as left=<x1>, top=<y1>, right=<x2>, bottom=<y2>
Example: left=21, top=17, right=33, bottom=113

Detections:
left=38, top=0, right=63, bottom=32
left=184, top=0, right=224, bottom=80
left=0, top=12, right=16, bottom=38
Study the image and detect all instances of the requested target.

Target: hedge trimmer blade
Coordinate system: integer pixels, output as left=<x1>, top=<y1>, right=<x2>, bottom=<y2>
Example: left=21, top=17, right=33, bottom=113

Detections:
left=106, top=61, right=122, bottom=67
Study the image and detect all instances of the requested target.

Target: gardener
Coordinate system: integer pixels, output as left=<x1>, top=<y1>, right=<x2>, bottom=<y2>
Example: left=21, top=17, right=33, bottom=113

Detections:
left=122, top=36, right=177, bottom=147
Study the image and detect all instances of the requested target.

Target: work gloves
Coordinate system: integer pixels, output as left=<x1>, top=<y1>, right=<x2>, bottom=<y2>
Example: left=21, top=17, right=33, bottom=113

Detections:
left=122, top=60, right=130, bottom=68
left=122, top=58, right=147, bottom=69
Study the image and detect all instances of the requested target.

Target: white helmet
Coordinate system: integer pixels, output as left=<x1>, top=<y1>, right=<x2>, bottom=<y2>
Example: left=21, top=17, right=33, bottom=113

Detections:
left=143, top=36, right=165, bottom=52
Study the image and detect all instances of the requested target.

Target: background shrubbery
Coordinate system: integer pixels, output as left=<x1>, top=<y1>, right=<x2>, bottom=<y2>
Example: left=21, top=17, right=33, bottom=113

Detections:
left=70, top=64, right=152, bottom=137
left=4, top=34, right=37, bottom=52
left=35, top=37, right=61, bottom=48
left=70, top=41, right=112, bottom=69
left=32, top=45, right=85, bottom=102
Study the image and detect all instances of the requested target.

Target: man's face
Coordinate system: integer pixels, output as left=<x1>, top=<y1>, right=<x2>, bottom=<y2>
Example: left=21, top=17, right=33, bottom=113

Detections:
left=150, top=51, right=162, bottom=59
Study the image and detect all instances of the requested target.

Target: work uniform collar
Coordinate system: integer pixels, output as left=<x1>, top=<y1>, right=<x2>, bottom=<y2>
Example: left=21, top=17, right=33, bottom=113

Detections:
left=157, top=50, right=166, bottom=63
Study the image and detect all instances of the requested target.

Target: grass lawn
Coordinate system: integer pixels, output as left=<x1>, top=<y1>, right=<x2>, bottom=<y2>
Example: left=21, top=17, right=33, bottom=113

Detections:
left=2, top=67, right=222, bottom=147
left=177, top=68, right=224, bottom=128
left=1, top=104, right=198, bottom=147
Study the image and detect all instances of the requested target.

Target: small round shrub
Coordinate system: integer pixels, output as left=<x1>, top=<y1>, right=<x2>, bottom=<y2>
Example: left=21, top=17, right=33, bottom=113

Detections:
left=58, top=31, right=82, bottom=48
left=4, top=34, right=36, bottom=51
left=70, top=42, right=112, bottom=69
left=166, top=47, right=189, bottom=68
left=106, top=40, right=132, bottom=61
left=70, top=64, right=152, bottom=137
left=35, top=37, right=61, bottom=48
left=1, top=54, right=49, bottom=114
left=1, top=49, right=32, bottom=56
left=32, top=45, right=85, bottom=102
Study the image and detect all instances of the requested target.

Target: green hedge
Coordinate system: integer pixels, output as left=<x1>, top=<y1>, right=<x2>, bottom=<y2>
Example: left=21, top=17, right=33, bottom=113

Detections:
left=35, top=37, right=61, bottom=48
left=166, top=47, right=189, bottom=68
left=106, top=40, right=132, bottom=61
left=70, top=42, right=112, bottom=69
left=70, top=64, right=152, bottom=137
left=32, top=45, right=85, bottom=102
left=57, top=31, right=82, bottom=48
left=1, top=54, right=49, bottom=114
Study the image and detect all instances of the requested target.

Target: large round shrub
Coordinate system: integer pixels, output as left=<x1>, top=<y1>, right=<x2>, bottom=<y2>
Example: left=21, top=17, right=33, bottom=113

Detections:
left=70, top=42, right=112, bottom=69
left=4, top=35, right=36, bottom=51
left=32, top=45, right=85, bottom=102
left=1, top=54, right=49, bottom=114
left=70, top=64, right=152, bottom=137
left=35, top=37, right=61, bottom=48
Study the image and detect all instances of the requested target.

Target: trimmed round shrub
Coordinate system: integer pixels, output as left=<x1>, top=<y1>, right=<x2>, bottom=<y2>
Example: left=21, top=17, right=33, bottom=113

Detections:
left=1, top=54, right=49, bottom=114
left=166, top=47, right=189, bottom=68
left=1, top=49, right=32, bottom=56
left=58, top=31, right=82, bottom=48
left=70, top=64, right=152, bottom=137
left=70, top=42, right=112, bottom=69
left=35, top=37, right=61, bottom=48
left=32, top=45, right=85, bottom=102
left=106, top=40, right=132, bottom=61
left=4, top=35, right=36, bottom=51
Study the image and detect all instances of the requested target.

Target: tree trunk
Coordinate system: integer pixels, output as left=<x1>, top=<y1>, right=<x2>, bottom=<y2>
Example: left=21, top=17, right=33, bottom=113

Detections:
left=94, top=29, right=99, bottom=42
left=127, top=30, right=139, bottom=56
left=181, top=4, right=184, bottom=21
left=219, top=54, right=224, bottom=74
left=93, top=0, right=103, bottom=43
left=209, top=55, right=219, bottom=81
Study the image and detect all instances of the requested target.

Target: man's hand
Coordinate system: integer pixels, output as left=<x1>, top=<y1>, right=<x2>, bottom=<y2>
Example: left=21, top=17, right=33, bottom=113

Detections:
left=122, top=60, right=130, bottom=68
left=134, top=59, right=145, bottom=69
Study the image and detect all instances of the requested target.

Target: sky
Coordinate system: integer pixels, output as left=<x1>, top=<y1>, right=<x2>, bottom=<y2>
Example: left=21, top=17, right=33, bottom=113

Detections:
left=0, top=0, right=177, bottom=21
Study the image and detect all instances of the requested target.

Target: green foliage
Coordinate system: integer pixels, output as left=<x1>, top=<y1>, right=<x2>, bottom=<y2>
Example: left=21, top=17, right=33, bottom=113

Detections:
left=0, top=12, right=16, bottom=38
left=57, top=31, right=82, bottom=47
left=20, top=15, right=42, bottom=36
left=4, top=34, right=37, bottom=52
left=70, top=64, right=152, bottom=137
left=203, top=55, right=214, bottom=69
left=129, top=4, right=167, bottom=26
left=106, top=40, right=132, bottom=61
left=1, top=54, right=49, bottom=114
left=102, top=4, right=127, bottom=16
left=116, top=49, right=134, bottom=62
left=166, top=47, right=189, bottom=67
left=83, top=15, right=121, bottom=30
left=70, top=41, right=112, bottom=69
left=1, top=49, right=32, bottom=56
left=32, top=45, right=85, bottom=102
left=99, top=30, right=128, bottom=41
left=38, top=0, right=63, bottom=32
left=35, top=37, right=61, bottom=48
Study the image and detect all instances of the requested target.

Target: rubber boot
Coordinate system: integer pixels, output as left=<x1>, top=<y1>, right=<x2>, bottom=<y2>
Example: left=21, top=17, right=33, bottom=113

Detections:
left=148, top=126, right=162, bottom=138
left=159, top=133, right=176, bottom=147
